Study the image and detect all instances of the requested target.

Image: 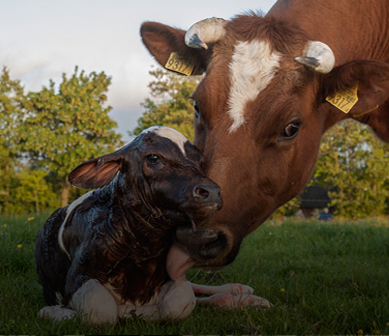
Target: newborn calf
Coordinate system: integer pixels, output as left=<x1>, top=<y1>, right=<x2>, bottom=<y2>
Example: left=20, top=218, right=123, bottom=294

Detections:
left=35, top=126, right=268, bottom=324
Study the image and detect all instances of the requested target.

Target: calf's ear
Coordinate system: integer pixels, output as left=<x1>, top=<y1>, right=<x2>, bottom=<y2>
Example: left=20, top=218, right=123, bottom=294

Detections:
left=322, top=60, right=389, bottom=116
left=68, top=154, right=123, bottom=189
left=140, top=21, right=208, bottom=75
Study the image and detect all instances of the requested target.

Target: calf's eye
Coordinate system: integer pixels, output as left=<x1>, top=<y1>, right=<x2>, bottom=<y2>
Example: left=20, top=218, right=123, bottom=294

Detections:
left=146, top=154, right=160, bottom=165
left=282, top=122, right=300, bottom=139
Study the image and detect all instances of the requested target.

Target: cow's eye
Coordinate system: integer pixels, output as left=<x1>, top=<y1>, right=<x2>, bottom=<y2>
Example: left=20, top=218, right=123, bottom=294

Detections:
left=282, top=122, right=300, bottom=139
left=194, top=101, right=200, bottom=119
left=146, top=154, right=160, bottom=165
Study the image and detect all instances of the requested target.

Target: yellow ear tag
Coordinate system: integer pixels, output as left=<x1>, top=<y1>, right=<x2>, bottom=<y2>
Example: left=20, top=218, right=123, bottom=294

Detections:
left=165, top=52, right=195, bottom=76
left=326, top=83, right=359, bottom=113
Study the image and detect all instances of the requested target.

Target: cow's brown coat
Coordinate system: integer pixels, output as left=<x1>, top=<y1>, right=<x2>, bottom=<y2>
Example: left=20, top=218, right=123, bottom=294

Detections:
left=141, top=0, right=389, bottom=268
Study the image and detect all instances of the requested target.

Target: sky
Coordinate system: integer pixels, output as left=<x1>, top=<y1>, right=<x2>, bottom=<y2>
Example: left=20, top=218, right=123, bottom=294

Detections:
left=0, top=0, right=277, bottom=141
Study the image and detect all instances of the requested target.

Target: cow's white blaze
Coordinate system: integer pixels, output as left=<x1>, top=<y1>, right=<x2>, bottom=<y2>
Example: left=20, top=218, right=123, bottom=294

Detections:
left=152, top=126, right=188, bottom=156
left=58, top=191, right=93, bottom=259
left=228, top=40, right=281, bottom=132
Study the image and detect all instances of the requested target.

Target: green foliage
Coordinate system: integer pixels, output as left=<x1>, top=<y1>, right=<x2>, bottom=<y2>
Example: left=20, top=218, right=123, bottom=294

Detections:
left=0, top=67, right=24, bottom=210
left=132, top=68, right=201, bottom=141
left=272, top=197, right=301, bottom=218
left=1, top=170, right=58, bottom=215
left=312, top=120, right=389, bottom=218
left=0, top=67, right=24, bottom=159
left=17, top=67, right=123, bottom=206
left=1, top=216, right=389, bottom=334
left=19, top=67, right=122, bottom=179
left=14, top=170, right=59, bottom=214
left=0, top=66, right=123, bottom=212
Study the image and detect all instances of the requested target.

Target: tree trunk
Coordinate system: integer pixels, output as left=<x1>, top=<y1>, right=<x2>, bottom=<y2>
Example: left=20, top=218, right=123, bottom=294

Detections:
left=61, top=180, right=70, bottom=207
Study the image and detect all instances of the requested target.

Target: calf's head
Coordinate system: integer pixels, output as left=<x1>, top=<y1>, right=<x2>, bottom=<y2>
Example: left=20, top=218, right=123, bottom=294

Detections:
left=68, top=126, right=222, bottom=226
left=141, top=14, right=389, bottom=268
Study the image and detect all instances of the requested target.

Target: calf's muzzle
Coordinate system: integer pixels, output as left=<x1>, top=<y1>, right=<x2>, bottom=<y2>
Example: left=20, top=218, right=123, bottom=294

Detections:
left=193, top=184, right=221, bottom=206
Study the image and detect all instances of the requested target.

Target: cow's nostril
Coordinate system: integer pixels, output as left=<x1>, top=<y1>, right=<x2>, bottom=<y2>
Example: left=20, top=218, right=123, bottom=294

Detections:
left=194, top=186, right=210, bottom=199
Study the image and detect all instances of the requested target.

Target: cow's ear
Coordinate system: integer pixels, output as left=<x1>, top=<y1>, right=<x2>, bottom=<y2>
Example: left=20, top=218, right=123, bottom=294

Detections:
left=140, top=21, right=208, bottom=76
left=322, top=60, right=389, bottom=116
left=68, top=154, right=123, bottom=189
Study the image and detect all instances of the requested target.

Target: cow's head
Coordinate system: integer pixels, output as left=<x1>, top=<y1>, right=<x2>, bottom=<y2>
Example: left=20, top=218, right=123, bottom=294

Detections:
left=141, top=14, right=389, bottom=269
left=68, top=126, right=222, bottom=226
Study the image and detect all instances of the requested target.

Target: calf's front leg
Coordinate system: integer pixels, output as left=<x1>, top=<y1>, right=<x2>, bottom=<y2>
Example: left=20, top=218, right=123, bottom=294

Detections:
left=189, top=281, right=271, bottom=309
left=69, top=279, right=118, bottom=324
left=38, top=279, right=118, bottom=324
left=38, top=305, right=77, bottom=322
left=190, top=282, right=254, bottom=295
left=196, top=292, right=271, bottom=309
left=118, top=280, right=196, bottom=322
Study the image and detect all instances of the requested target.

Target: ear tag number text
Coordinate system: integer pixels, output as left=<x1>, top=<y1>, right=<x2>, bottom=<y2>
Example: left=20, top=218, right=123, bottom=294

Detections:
left=326, top=83, right=359, bottom=113
left=165, top=52, right=195, bottom=76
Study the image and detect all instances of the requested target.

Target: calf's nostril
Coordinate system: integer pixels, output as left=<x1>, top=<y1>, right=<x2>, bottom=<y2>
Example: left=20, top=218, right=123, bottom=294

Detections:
left=194, top=186, right=210, bottom=199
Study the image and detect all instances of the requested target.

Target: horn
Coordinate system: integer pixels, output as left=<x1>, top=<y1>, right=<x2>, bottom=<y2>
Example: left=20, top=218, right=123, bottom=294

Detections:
left=185, top=17, right=227, bottom=50
left=295, top=41, right=335, bottom=74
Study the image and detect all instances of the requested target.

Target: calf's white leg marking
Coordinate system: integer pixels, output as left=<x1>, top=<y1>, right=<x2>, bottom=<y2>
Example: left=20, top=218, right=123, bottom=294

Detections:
left=55, top=291, right=64, bottom=305
left=228, top=40, right=280, bottom=132
left=38, top=305, right=77, bottom=321
left=189, top=281, right=270, bottom=309
left=69, top=279, right=118, bottom=324
left=119, top=280, right=196, bottom=322
left=196, top=293, right=271, bottom=309
left=189, top=282, right=254, bottom=295
left=38, top=279, right=269, bottom=324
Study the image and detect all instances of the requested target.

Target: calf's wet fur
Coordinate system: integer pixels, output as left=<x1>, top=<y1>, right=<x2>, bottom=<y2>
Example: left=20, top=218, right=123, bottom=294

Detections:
left=35, top=126, right=222, bottom=323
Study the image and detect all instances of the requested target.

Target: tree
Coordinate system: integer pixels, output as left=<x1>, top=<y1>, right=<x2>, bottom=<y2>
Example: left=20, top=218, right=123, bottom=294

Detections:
left=132, top=68, right=201, bottom=141
left=312, top=120, right=389, bottom=218
left=0, top=67, right=24, bottom=210
left=18, top=67, right=123, bottom=207
left=14, top=170, right=59, bottom=214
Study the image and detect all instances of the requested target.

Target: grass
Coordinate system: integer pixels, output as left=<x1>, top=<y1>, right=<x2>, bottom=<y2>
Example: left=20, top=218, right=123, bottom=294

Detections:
left=0, top=214, right=389, bottom=335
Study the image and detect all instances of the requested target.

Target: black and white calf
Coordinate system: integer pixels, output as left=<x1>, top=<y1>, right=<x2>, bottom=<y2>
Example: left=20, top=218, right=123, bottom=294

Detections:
left=35, top=126, right=269, bottom=324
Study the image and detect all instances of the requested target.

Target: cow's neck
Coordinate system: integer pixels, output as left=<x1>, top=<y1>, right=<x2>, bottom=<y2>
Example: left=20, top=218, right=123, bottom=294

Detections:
left=267, top=0, right=389, bottom=63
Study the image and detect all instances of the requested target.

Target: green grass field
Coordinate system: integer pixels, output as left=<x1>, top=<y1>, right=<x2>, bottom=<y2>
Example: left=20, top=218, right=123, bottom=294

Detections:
left=0, top=214, right=388, bottom=335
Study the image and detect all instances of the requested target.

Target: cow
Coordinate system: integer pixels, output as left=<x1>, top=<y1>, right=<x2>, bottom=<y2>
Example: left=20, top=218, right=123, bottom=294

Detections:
left=140, top=0, right=389, bottom=273
left=35, top=126, right=270, bottom=325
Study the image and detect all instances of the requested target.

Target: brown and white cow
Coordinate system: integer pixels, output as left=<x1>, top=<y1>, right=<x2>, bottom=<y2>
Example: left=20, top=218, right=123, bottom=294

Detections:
left=36, top=126, right=269, bottom=324
left=140, top=0, right=389, bottom=271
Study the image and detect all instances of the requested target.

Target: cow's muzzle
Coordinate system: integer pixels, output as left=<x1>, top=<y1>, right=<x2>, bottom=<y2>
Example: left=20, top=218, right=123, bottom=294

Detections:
left=174, top=225, right=233, bottom=267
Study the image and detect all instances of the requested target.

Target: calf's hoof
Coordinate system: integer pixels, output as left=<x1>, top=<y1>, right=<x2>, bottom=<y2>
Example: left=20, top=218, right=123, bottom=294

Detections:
left=38, top=305, right=77, bottom=321
left=222, top=283, right=255, bottom=295
left=197, top=293, right=271, bottom=310
left=239, top=294, right=272, bottom=309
